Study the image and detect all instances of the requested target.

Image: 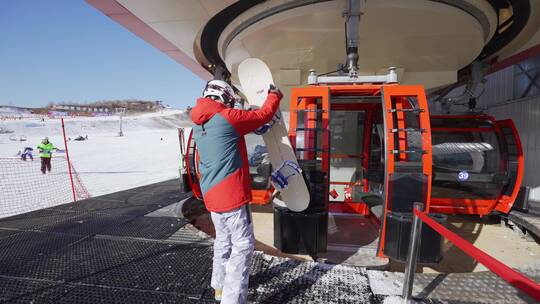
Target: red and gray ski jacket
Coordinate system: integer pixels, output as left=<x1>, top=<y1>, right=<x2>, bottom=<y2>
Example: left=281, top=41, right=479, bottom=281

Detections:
left=190, top=93, right=280, bottom=212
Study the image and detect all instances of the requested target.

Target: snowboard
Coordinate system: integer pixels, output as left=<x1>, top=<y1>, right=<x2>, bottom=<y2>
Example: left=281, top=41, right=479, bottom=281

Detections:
left=238, top=58, right=310, bottom=212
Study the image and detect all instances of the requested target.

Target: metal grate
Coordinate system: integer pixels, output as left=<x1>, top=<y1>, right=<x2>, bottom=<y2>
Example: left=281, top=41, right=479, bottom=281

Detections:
left=414, top=271, right=537, bottom=303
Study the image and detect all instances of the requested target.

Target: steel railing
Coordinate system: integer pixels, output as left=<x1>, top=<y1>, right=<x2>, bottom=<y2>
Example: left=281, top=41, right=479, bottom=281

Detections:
left=403, top=202, right=540, bottom=303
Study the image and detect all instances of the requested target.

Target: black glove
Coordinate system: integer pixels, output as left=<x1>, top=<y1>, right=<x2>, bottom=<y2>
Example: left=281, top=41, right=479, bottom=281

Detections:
left=268, top=84, right=283, bottom=100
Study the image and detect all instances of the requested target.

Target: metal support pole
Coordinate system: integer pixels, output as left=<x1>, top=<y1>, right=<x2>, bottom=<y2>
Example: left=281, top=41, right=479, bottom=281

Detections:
left=344, top=0, right=363, bottom=76
left=116, top=107, right=125, bottom=136
left=61, top=118, right=77, bottom=202
left=178, top=128, right=186, bottom=174
left=402, top=202, right=424, bottom=302
left=119, top=113, right=123, bottom=137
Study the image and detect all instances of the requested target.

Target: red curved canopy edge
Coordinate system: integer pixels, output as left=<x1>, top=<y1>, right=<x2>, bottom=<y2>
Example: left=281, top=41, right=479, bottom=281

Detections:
left=490, top=43, right=540, bottom=74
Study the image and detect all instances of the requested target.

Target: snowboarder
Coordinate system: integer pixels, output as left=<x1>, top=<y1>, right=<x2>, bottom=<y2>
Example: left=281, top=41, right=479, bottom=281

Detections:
left=190, top=79, right=281, bottom=304
left=37, top=137, right=55, bottom=174
left=19, top=147, right=34, bottom=161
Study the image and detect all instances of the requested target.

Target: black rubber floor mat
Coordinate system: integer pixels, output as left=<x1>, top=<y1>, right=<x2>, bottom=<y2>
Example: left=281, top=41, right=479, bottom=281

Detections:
left=0, top=276, right=71, bottom=303
left=53, top=199, right=132, bottom=212
left=124, top=181, right=183, bottom=195
left=51, top=285, right=196, bottom=304
left=123, top=191, right=188, bottom=207
left=103, top=204, right=165, bottom=217
left=83, top=187, right=187, bottom=209
left=102, top=216, right=188, bottom=240
left=80, top=244, right=213, bottom=297
left=85, top=192, right=139, bottom=204
left=0, top=208, right=75, bottom=220
left=8, top=237, right=159, bottom=281
left=0, top=231, right=83, bottom=276
left=0, top=209, right=79, bottom=231
left=0, top=229, right=22, bottom=239
left=42, top=213, right=134, bottom=236
left=166, top=226, right=212, bottom=245
left=53, top=202, right=162, bottom=218
left=88, top=191, right=134, bottom=202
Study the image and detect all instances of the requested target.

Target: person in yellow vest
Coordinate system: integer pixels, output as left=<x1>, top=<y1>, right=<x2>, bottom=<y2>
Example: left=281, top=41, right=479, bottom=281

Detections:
left=37, top=137, right=55, bottom=174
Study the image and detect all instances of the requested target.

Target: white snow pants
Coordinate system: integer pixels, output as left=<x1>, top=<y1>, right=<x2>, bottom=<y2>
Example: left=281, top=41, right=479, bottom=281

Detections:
left=210, top=204, right=255, bottom=304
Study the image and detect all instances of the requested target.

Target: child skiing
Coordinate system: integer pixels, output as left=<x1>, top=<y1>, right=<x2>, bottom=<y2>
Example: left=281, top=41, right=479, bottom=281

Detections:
left=19, top=147, right=34, bottom=161
left=37, top=137, right=55, bottom=174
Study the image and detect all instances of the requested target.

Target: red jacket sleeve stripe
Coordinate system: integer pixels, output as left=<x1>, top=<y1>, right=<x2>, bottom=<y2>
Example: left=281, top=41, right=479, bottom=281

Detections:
left=221, top=92, right=281, bottom=136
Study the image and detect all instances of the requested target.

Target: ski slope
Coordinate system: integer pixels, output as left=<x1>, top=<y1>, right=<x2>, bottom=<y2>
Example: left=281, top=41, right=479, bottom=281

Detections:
left=0, top=110, right=193, bottom=198
left=0, top=108, right=285, bottom=218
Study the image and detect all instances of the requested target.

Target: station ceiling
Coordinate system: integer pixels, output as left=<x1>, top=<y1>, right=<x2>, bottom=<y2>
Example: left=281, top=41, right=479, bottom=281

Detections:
left=87, top=0, right=540, bottom=101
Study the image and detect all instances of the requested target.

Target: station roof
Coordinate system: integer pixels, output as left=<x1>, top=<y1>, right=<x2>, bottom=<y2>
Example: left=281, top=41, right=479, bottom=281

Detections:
left=86, top=0, right=540, bottom=93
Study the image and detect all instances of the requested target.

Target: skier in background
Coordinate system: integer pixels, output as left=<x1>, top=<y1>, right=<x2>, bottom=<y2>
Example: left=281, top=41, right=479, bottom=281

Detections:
left=248, top=145, right=269, bottom=166
left=37, top=137, right=55, bottom=174
left=190, top=79, right=281, bottom=304
left=19, top=147, right=34, bottom=161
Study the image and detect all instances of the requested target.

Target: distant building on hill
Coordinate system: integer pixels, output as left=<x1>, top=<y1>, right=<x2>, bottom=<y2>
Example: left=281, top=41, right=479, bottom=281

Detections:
left=51, top=104, right=111, bottom=113
left=49, top=100, right=164, bottom=115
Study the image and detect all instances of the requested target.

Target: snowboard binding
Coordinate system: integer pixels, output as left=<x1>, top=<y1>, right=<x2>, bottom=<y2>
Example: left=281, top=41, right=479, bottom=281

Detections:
left=254, top=112, right=281, bottom=135
left=271, top=160, right=302, bottom=190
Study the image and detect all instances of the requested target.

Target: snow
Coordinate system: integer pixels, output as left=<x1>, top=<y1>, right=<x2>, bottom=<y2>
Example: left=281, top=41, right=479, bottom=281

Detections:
left=0, top=106, right=31, bottom=116
left=248, top=252, right=374, bottom=303
left=516, top=259, right=540, bottom=279
left=367, top=270, right=407, bottom=296
left=367, top=270, right=423, bottom=298
left=0, top=109, right=192, bottom=199
left=0, top=109, right=279, bottom=217
left=381, top=295, right=406, bottom=304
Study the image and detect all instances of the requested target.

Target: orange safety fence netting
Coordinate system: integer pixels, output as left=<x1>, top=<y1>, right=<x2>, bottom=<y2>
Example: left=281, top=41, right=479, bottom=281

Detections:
left=0, top=156, right=90, bottom=219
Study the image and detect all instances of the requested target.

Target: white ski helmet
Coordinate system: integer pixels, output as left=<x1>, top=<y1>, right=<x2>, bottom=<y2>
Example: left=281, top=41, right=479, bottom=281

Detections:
left=203, top=80, right=238, bottom=107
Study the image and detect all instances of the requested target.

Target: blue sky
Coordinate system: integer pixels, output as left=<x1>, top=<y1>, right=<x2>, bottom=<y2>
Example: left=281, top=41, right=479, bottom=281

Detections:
left=0, top=1, right=205, bottom=109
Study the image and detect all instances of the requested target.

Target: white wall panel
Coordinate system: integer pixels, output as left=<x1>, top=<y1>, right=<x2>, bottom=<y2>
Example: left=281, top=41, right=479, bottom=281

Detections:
left=487, top=95, right=540, bottom=201
left=478, top=65, right=514, bottom=108
left=432, top=65, right=514, bottom=113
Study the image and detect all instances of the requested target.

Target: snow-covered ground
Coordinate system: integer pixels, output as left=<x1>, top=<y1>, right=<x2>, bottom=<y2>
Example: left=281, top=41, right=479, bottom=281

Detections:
left=0, top=106, right=32, bottom=116
left=0, top=110, right=193, bottom=199
left=0, top=108, right=273, bottom=217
